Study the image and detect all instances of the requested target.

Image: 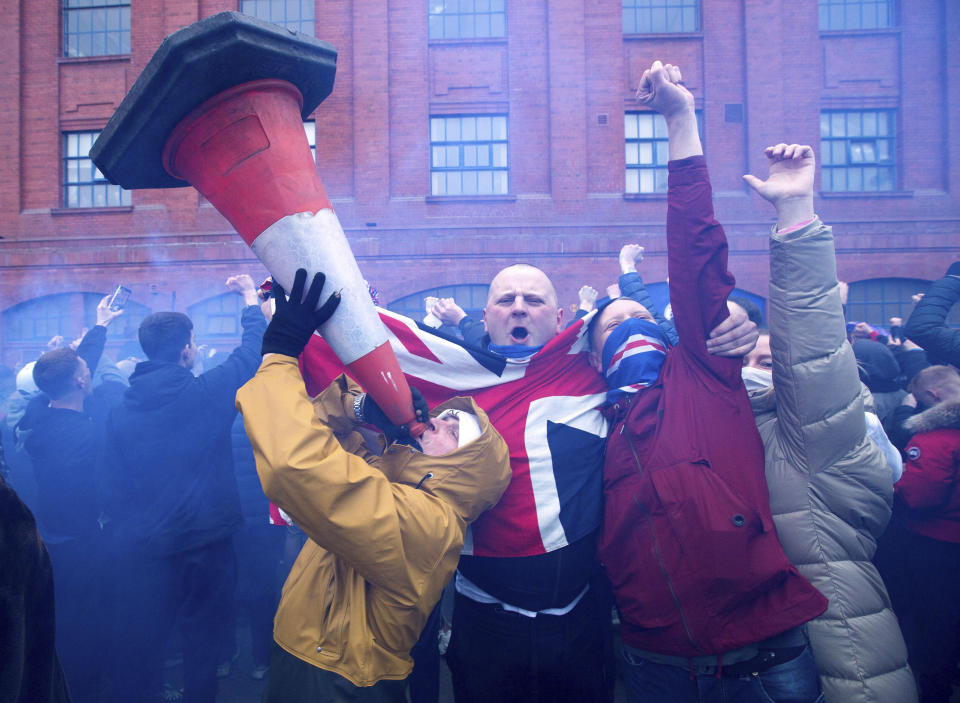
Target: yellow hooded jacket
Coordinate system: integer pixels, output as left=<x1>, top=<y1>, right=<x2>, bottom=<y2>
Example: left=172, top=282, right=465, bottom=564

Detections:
left=235, top=356, right=511, bottom=686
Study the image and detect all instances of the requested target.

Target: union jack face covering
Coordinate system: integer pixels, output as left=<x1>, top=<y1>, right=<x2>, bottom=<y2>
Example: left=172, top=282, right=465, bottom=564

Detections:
left=601, top=317, right=668, bottom=404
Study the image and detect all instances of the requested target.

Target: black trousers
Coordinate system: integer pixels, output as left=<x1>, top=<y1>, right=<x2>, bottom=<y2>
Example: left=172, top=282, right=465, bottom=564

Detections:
left=107, top=538, right=237, bottom=703
left=46, top=537, right=107, bottom=703
left=263, top=644, right=407, bottom=703
left=446, top=587, right=609, bottom=703
left=876, top=523, right=960, bottom=703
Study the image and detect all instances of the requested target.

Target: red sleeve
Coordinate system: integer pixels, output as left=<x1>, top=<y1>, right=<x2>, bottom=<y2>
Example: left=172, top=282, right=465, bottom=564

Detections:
left=665, top=156, right=739, bottom=386
left=896, top=431, right=960, bottom=511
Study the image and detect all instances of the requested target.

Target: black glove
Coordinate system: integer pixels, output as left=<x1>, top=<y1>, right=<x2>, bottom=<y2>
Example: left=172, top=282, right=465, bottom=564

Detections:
left=261, top=269, right=340, bottom=358
left=357, top=386, right=429, bottom=446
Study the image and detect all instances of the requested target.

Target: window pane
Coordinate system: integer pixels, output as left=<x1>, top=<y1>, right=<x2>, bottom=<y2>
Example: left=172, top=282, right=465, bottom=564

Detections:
left=476, top=117, right=490, bottom=140
left=819, top=0, right=894, bottom=30
left=626, top=170, right=639, bottom=193
left=820, top=110, right=896, bottom=192
left=430, top=114, right=508, bottom=197
left=446, top=171, right=461, bottom=195
left=637, top=116, right=654, bottom=139
left=447, top=118, right=461, bottom=141
left=63, top=0, right=130, bottom=57
left=445, top=145, right=460, bottom=167
left=638, top=142, right=653, bottom=165
left=477, top=171, right=493, bottom=194
left=625, top=114, right=638, bottom=139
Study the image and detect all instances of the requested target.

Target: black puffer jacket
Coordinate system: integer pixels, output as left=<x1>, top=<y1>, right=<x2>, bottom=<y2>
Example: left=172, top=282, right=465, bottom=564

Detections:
left=103, top=305, right=265, bottom=555
left=905, top=270, right=960, bottom=367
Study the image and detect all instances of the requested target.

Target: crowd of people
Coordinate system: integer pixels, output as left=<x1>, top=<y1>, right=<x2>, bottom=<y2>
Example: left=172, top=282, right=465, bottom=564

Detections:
left=2, top=61, right=958, bottom=703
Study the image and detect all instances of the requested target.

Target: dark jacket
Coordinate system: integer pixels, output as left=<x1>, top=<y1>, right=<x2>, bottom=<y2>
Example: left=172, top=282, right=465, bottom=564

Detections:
left=16, top=325, right=124, bottom=541
left=103, top=305, right=265, bottom=555
left=905, top=273, right=960, bottom=367
left=598, top=157, right=826, bottom=657
left=0, top=474, right=71, bottom=703
left=897, top=399, right=960, bottom=544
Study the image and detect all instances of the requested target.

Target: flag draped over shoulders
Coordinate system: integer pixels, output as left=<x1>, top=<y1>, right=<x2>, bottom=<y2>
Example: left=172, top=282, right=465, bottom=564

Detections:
left=298, top=309, right=608, bottom=558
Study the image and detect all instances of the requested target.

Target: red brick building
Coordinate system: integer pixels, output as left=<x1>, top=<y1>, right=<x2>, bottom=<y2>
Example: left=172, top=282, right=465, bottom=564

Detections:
left=1, top=0, right=957, bottom=366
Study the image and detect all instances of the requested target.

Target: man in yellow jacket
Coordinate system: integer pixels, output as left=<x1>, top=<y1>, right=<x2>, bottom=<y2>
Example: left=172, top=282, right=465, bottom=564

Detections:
left=236, top=269, right=512, bottom=702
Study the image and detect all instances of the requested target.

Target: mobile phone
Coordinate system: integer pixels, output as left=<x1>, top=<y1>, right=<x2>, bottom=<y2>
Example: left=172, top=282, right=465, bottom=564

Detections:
left=108, top=285, right=132, bottom=311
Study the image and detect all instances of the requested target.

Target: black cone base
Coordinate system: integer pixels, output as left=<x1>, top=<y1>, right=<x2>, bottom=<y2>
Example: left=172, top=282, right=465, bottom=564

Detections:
left=91, top=11, right=337, bottom=190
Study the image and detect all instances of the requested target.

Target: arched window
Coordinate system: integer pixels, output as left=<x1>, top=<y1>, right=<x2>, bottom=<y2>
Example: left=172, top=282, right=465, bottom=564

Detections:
left=3, top=292, right=150, bottom=343
left=187, top=293, right=246, bottom=342
left=2, top=292, right=151, bottom=367
left=846, top=278, right=959, bottom=328
left=387, top=284, right=489, bottom=323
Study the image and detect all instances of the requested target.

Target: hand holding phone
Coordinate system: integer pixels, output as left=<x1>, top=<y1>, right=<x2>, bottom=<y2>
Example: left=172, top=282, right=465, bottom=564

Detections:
left=108, top=285, right=132, bottom=311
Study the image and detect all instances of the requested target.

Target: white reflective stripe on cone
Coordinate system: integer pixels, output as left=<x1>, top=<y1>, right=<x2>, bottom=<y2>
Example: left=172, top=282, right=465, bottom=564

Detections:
left=251, top=209, right=388, bottom=365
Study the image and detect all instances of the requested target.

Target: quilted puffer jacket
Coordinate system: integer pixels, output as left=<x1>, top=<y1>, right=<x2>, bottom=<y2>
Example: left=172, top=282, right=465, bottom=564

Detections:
left=747, top=218, right=917, bottom=703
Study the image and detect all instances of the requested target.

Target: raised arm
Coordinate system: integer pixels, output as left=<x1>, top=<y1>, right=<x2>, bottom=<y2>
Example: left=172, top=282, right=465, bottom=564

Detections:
left=744, top=144, right=868, bottom=472
left=196, top=274, right=266, bottom=415
left=617, top=244, right=679, bottom=346
left=904, top=263, right=960, bottom=366
left=640, top=61, right=739, bottom=383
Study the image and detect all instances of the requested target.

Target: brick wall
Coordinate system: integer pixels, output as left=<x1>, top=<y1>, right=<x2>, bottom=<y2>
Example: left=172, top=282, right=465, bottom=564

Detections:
left=1, top=0, right=957, bottom=360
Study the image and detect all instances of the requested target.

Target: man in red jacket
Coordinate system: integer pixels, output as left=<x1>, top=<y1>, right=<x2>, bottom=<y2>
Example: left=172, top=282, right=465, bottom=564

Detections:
left=589, top=60, right=827, bottom=702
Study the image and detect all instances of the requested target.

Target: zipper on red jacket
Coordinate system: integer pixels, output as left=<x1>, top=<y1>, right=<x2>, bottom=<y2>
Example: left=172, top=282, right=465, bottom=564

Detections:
left=624, top=423, right=704, bottom=657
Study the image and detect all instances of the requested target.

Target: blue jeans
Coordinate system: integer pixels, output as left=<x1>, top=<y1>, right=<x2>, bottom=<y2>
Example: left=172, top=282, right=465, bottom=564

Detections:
left=620, top=643, right=824, bottom=703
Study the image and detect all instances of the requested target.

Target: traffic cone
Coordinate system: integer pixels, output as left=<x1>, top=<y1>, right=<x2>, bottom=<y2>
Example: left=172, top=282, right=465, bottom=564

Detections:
left=90, top=12, right=421, bottom=430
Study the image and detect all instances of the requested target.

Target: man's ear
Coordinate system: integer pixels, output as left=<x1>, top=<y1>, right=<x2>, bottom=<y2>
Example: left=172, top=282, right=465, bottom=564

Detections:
left=555, top=307, right=564, bottom=333
left=180, top=343, right=192, bottom=363
left=588, top=349, right=602, bottom=373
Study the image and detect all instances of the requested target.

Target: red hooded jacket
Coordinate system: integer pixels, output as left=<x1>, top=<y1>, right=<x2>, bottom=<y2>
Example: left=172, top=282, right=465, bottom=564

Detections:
left=598, top=157, right=827, bottom=657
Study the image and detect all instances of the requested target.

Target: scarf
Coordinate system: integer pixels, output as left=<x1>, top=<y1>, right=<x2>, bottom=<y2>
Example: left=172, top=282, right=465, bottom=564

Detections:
left=601, top=318, right=667, bottom=404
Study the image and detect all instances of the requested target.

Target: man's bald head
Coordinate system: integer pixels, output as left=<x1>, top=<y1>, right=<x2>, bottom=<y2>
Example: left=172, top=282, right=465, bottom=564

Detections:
left=483, top=264, right=563, bottom=347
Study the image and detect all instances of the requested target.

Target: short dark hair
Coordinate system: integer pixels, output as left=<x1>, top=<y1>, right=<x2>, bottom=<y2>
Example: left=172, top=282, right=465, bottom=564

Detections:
left=139, top=312, right=193, bottom=362
left=33, top=348, right=82, bottom=400
left=728, top=296, right=764, bottom=328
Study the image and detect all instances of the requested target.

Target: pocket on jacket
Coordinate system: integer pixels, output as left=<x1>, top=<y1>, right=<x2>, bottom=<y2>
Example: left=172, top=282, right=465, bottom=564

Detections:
left=648, top=459, right=782, bottom=617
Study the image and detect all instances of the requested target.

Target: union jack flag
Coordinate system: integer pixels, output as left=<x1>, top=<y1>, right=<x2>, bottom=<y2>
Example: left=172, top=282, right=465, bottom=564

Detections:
left=298, top=310, right=609, bottom=558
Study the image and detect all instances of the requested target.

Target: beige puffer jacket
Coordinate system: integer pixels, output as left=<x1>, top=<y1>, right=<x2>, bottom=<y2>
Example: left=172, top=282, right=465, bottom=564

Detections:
left=747, top=219, right=917, bottom=703
left=236, top=357, right=511, bottom=686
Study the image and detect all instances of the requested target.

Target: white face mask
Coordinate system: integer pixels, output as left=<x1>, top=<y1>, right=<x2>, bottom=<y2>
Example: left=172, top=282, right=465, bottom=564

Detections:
left=741, top=366, right=773, bottom=393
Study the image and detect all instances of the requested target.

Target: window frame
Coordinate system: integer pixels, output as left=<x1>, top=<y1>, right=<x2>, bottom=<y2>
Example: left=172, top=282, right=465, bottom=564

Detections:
left=624, top=110, right=702, bottom=195
left=622, top=0, right=700, bottom=34
left=62, top=131, right=131, bottom=209
left=62, top=0, right=131, bottom=58
left=429, top=114, right=509, bottom=197
left=818, top=0, right=895, bottom=31
left=819, top=109, right=897, bottom=193
left=239, top=0, right=316, bottom=36
left=428, top=0, right=507, bottom=40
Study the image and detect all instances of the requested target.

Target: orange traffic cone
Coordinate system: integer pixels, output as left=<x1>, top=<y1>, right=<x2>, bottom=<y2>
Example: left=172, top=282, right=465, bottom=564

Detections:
left=91, top=12, right=421, bottom=431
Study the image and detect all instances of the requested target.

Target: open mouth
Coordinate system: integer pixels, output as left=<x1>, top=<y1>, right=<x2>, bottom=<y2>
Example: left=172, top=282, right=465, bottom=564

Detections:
left=509, top=326, right=529, bottom=343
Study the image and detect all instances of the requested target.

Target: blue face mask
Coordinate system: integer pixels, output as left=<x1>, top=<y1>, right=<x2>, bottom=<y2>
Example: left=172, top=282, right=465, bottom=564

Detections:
left=600, top=317, right=668, bottom=404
